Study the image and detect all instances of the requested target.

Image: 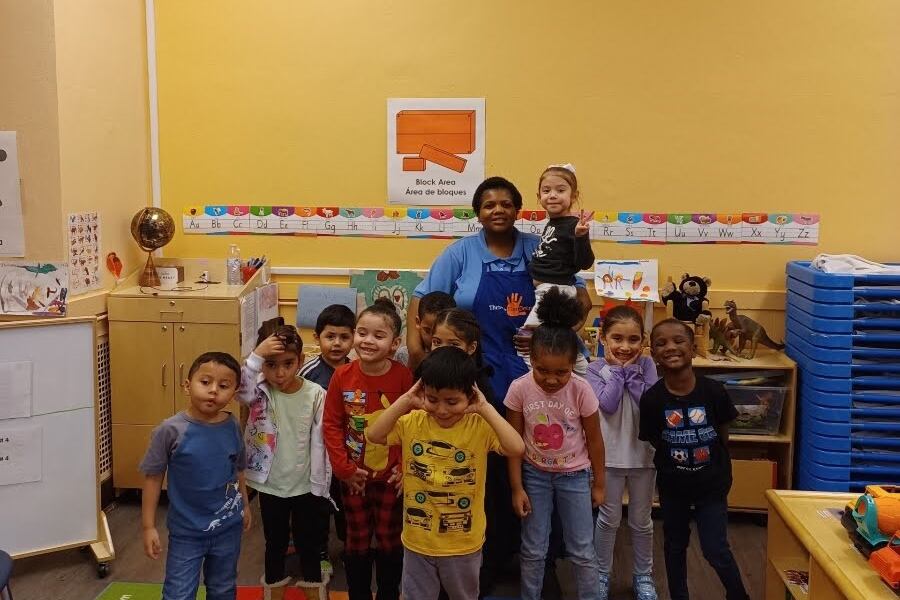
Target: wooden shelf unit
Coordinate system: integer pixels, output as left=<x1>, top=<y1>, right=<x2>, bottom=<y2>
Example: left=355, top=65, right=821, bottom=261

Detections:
left=108, top=258, right=264, bottom=489
left=693, top=351, right=797, bottom=512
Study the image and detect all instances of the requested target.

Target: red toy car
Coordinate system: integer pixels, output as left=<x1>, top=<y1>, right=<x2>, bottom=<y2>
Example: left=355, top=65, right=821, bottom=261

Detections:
left=869, top=530, right=900, bottom=590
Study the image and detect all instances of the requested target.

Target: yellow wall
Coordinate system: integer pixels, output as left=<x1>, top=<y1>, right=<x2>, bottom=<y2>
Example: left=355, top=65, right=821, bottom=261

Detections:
left=0, top=0, right=64, bottom=260
left=156, top=0, right=898, bottom=295
left=53, top=0, right=151, bottom=292
left=0, top=0, right=150, bottom=304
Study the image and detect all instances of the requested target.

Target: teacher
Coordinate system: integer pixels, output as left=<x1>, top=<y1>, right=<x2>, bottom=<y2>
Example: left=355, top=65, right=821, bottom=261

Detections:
left=408, top=176, right=592, bottom=403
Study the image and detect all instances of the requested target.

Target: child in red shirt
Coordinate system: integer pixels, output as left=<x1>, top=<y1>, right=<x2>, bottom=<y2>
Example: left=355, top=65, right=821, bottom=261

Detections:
left=323, top=298, right=413, bottom=600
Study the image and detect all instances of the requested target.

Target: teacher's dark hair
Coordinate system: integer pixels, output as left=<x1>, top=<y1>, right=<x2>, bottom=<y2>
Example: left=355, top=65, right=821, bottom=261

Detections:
left=472, top=176, right=523, bottom=212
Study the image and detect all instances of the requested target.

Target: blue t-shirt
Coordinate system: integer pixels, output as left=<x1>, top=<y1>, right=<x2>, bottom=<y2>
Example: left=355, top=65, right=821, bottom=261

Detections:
left=140, top=412, right=246, bottom=537
left=414, top=229, right=584, bottom=310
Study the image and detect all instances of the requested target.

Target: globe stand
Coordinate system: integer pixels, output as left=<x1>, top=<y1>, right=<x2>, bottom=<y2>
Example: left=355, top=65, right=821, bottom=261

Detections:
left=139, top=251, right=160, bottom=287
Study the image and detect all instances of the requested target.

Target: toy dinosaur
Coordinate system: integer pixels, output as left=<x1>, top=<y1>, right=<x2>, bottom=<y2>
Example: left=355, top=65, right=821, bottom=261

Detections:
left=724, top=300, right=785, bottom=358
left=709, top=317, right=740, bottom=358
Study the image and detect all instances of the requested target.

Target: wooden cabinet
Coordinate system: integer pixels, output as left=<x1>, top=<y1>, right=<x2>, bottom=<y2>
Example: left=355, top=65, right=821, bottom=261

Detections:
left=109, top=272, right=262, bottom=489
left=693, top=352, right=797, bottom=512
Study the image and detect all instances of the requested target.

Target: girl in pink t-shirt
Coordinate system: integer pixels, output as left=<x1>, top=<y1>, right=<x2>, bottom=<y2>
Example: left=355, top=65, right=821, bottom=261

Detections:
left=504, top=287, right=606, bottom=600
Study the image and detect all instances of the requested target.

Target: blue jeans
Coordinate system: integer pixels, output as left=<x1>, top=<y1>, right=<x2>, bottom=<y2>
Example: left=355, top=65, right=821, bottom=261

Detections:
left=163, top=524, right=242, bottom=600
left=659, top=492, right=749, bottom=600
left=519, top=463, right=600, bottom=600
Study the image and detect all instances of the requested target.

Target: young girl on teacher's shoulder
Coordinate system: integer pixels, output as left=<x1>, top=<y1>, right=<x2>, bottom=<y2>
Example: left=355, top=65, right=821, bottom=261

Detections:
left=639, top=319, right=749, bottom=600
left=586, top=305, right=659, bottom=600
left=504, top=287, right=606, bottom=600
left=367, top=347, right=525, bottom=600
left=238, top=318, right=332, bottom=600
left=323, top=298, right=413, bottom=600
left=523, top=163, right=595, bottom=374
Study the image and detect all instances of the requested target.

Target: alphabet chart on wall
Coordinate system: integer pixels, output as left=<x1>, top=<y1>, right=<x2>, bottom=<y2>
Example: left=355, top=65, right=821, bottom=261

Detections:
left=182, top=206, right=819, bottom=245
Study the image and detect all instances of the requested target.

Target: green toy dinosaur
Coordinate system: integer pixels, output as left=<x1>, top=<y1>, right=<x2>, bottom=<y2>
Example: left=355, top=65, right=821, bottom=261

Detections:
left=724, top=300, right=785, bottom=358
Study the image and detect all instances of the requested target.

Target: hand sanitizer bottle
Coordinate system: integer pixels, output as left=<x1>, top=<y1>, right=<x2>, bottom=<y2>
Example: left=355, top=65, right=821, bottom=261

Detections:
left=226, top=244, right=242, bottom=285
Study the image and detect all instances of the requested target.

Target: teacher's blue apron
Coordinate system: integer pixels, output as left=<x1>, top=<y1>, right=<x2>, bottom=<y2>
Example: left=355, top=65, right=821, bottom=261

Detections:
left=472, top=252, right=536, bottom=408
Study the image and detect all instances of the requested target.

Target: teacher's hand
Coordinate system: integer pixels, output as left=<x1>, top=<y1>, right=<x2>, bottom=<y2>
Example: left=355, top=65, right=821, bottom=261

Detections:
left=513, top=330, right=532, bottom=357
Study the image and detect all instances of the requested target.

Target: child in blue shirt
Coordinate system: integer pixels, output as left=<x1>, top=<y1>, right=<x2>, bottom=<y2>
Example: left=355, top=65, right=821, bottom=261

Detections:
left=140, top=351, right=250, bottom=600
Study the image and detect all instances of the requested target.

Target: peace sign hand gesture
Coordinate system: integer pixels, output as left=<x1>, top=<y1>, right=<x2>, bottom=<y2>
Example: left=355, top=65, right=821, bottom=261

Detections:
left=575, top=210, right=594, bottom=237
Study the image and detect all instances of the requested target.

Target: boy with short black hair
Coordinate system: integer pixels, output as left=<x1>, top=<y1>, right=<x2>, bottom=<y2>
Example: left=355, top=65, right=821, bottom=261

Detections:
left=639, top=319, right=749, bottom=600
left=366, top=347, right=524, bottom=600
left=299, top=304, right=356, bottom=389
left=141, top=351, right=250, bottom=600
left=408, top=291, right=456, bottom=371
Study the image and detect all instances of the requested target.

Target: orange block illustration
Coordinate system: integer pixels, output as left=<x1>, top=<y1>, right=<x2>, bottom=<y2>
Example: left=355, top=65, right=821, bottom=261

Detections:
left=402, top=157, right=426, bottom=171
left=419, top=144, right=467, bottom=173
left=396, top=110, right=475, bottom=154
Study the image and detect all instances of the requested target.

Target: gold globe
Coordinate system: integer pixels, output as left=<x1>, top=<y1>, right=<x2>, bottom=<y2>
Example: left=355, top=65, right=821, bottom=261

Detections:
left=130, top=207, right=175, bottom=286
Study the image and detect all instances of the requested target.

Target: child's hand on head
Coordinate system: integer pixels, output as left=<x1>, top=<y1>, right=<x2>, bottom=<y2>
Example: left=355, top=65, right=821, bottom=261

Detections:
left=574, top=210, right=594, bottom=237
left=400, top=380, right=426, bottom=410
left=512, top=487, right=532, bottom=518
left=343, top=467, right=368, bottom=495
left=465, top=384, right=489, bottom=415
left=255, top=333, right=285, bottom=358
left=142, top=526, right=161, bottom=559
left=604, top=344, right=623, bottom=367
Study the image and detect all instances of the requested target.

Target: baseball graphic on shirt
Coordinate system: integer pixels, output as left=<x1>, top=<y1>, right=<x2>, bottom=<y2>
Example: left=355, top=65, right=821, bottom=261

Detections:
left=688, top=407, right=707, bottom=425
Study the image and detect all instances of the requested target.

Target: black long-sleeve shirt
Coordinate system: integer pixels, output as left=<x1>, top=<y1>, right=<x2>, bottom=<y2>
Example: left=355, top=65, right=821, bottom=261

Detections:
left=528, top=215, right=595, bottom=285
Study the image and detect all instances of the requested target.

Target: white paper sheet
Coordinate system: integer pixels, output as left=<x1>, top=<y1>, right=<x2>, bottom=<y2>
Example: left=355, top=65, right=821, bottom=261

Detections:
left=240, top=292, right=258, bottom=359
left=0, top=361, right=32, bottom=419
left=0, top=425, right=42, bottom=486
left=594, top=259, right=660, bottom=302
left=0, top=132, right=25, bottom=257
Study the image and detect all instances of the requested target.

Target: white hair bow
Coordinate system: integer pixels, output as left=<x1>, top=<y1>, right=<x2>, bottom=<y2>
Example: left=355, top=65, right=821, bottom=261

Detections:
left=547, top=163, right=576, bottom=174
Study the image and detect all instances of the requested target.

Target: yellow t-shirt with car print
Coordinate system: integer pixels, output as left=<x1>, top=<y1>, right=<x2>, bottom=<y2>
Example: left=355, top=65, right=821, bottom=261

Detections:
left=386, top=410, right=500, bottom=556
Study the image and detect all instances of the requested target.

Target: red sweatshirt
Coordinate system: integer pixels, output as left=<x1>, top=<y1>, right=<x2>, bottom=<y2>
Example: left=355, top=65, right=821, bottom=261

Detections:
left=323, top=360, right=413, bottom=481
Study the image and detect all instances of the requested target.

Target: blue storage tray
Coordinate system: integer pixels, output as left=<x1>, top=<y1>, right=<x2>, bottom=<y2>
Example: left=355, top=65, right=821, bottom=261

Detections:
left=789, top=352, right=900, bottom=389
left=787, top=331, right=900, bottom=362
left=786, top=343, right=900, bottom=377
left=795, top=449, right=900, bottom=480
left=786, top=317, right=900, bottom=349
left=799, top=384, right=900, bottom=409
left=787, top=289, right=900, bottom=318
left=801, top=411, right=900, bottom=437
left=786, top=276, right=900, bottom=304
left=787, top=261, right=900, bottom=289
left=787, top=298, right=900, bottom=333
left=799, top=445, right=900, bottom=468
left=796, top=463, right=889, bottom=493
left=803, top=399, right=900, bottom=423
left=803, top=429, right=900, bottom=452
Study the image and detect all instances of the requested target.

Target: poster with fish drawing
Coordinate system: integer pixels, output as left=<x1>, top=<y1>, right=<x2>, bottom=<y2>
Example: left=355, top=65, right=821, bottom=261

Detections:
left=594, top=259, right=659, bottom=303
left=0, top=261, right=68, bottom=316
left=67, top=211, right=101, bottom=294
left=349, top=270, right=424, bottom=342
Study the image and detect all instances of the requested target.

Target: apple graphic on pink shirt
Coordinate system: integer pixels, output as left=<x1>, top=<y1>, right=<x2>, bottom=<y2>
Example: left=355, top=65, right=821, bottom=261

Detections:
left=533, top=414, right=564, bottom=450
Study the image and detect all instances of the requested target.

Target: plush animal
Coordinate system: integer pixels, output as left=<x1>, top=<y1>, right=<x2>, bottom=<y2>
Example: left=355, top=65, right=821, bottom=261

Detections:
left=724, top=300, right=786, bottom=358
left=661, top=273, right=712, bottom=324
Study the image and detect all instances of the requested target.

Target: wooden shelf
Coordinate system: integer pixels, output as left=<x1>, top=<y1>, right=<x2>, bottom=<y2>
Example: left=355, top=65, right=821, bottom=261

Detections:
left=770, top=556, right=810, bottom=600
left=731, top=433, right=792, bottom=443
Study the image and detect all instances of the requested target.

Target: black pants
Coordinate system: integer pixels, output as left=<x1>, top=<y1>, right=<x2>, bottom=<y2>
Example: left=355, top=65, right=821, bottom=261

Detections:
left=659, top=492, right=749, bottom=600
left=480, top=453, right=520, bottom=592
left=259, top=491, right=330, bottom=583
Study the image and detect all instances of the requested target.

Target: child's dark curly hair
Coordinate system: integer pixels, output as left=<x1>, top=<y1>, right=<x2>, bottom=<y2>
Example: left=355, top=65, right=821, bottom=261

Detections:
left=256, top=316, right=303, bottom=355
left=530, top=287, right=585, bottom=363
left=359, top=297, right=402, bottom=337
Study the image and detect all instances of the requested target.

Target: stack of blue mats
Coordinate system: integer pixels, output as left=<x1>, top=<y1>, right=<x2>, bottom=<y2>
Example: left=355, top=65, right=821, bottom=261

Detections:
left=785, top=260, right=900, bottom=492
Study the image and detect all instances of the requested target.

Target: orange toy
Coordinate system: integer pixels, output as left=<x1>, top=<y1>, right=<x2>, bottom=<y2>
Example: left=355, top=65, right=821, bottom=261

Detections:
left=868, top=485, right=900, bottom=536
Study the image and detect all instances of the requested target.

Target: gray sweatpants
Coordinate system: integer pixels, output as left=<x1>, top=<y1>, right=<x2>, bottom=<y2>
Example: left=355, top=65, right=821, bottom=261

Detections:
left=401, top=547, right=482, bottom=600
left=594, top=467, right=656, bottom=575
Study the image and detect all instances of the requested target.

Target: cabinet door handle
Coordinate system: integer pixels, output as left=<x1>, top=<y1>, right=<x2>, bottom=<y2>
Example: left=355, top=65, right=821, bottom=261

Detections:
left=162, top=325, right=168, bottom=332
left=161, top=363, right=167, bottom=387
left=179, top=325, right=185, bottom=332
left=179, top=363, right=184, bottom=383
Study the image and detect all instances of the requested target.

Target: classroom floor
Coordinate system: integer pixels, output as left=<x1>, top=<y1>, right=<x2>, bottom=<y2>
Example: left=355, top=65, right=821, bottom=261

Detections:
left=10, top=494, right=766, bottom=599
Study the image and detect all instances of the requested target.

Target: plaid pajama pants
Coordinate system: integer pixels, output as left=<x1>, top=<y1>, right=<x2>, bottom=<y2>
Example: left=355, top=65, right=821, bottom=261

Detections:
left=341, top=479, right=402, bottom=556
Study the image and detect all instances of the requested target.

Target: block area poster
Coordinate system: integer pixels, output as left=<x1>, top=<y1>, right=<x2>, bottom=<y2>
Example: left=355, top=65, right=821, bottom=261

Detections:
left=387, top=98, right=485, bottom=205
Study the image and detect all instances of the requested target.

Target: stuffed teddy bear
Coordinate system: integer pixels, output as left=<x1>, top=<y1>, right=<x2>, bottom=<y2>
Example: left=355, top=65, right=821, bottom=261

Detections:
left=661, top=273, right=712, bottom=324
